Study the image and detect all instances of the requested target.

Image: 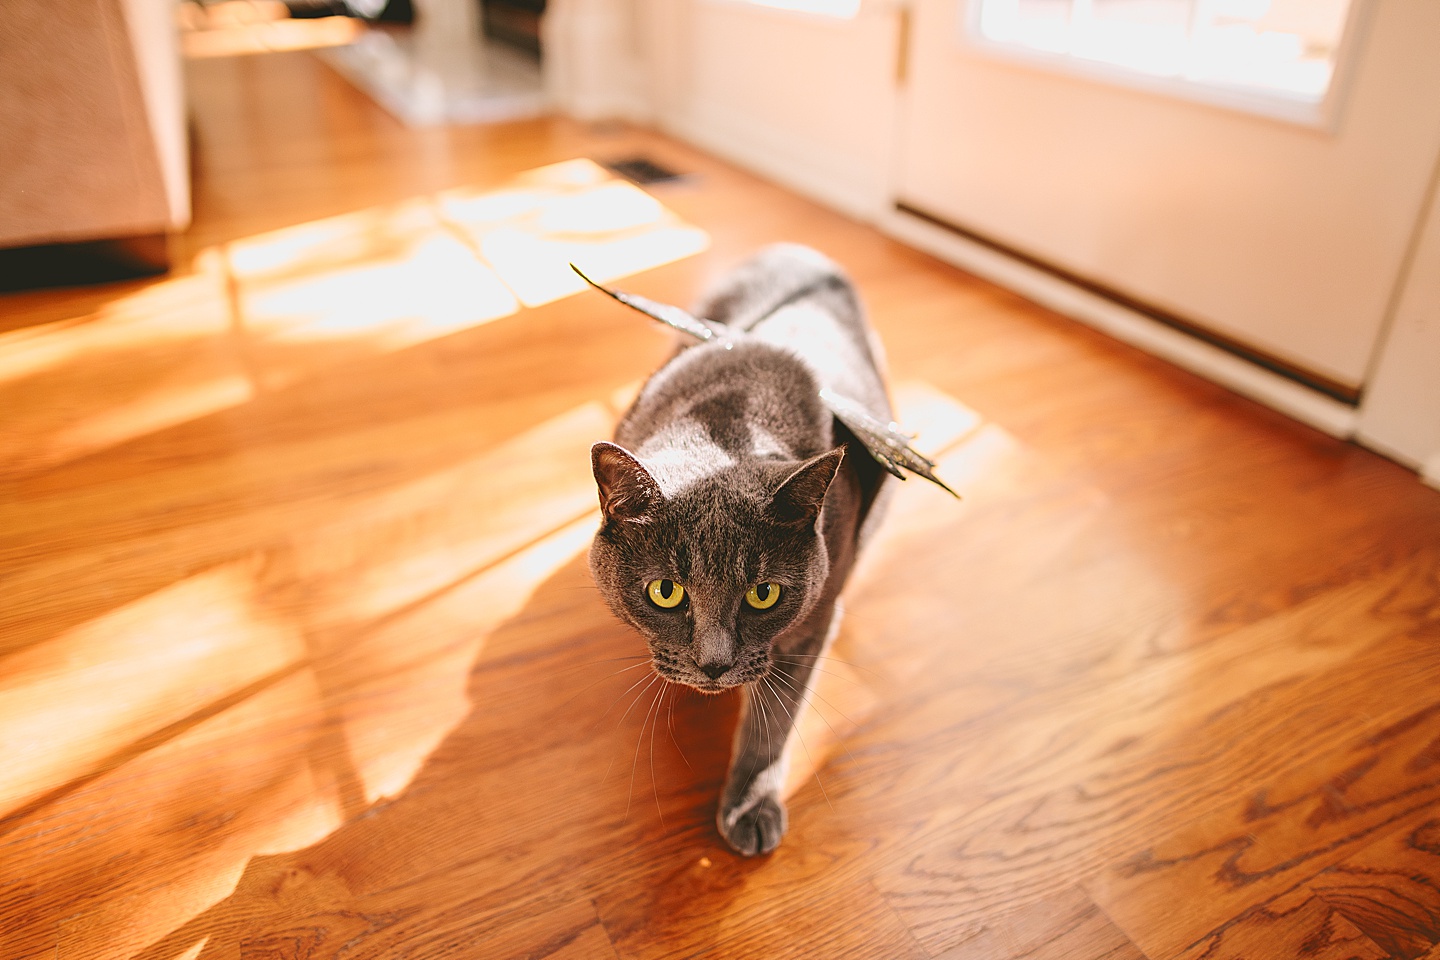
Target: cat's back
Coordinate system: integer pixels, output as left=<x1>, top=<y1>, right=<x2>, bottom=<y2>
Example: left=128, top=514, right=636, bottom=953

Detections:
left=615, top=338, right=831, bottom=496
left=614, top=245, right=891, bottom=515
left=694, top=244, right=890, bottom=425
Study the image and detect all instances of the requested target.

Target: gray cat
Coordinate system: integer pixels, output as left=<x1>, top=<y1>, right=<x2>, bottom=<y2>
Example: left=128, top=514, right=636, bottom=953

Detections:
left=588, top=244, right=892, bottom=856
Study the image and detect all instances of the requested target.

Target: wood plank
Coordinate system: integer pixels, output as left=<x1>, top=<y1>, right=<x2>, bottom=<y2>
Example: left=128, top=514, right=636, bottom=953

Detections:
left=596, top=866, right=928, bottom=960
left=1087, top=709, right=1440, bottom=959
left=1311, top=817, right=1440, bottom=960
left=933, top=885, right=1146, bottom=960
left=871, top=525, right=1440, bottom=952
left=1168, top=886, right=1389, bottom=960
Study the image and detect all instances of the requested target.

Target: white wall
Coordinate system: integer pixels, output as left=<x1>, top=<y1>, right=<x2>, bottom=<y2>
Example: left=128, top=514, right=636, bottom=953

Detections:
left=1358, top=163, right=1440, bottom=485
left=654, top=0, right=901, bottom=221
left=544, top=0, right=654, bottom=121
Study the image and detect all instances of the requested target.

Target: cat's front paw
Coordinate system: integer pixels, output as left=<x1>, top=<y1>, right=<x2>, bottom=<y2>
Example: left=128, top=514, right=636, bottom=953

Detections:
left=718, top=793, right=787, bottom=856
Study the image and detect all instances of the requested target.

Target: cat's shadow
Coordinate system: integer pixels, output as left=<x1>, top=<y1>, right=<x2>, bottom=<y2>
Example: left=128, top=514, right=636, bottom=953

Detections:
left=134, top=550, right=760, bottom=959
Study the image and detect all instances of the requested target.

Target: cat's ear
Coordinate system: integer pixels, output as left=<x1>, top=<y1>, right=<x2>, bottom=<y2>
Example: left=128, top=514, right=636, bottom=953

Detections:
left=592, top=442, right=662, bottom=523
left=769, top=447, right=845, bottom=526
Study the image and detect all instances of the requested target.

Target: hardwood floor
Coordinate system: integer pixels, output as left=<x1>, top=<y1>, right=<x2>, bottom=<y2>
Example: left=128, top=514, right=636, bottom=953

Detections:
left=3, top=49, right=1439, bottom=960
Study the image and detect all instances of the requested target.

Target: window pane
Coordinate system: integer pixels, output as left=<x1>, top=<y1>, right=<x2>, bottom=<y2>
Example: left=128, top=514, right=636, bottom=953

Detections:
left=974, top=0, right=1354, bottom=103
left=1188, top=0, right=1349, bottom=98
left=743, top=0, right=862, bottom=17
left=1075, top=0, right=1194, bottom=76
left=979, top=0, right=1075, bottom=53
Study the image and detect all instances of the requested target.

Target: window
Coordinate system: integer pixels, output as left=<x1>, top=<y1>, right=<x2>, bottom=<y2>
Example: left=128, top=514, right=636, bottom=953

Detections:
left=971, top=0, right=1360, bottom=124
left=740, top=0, right=861, bottom=18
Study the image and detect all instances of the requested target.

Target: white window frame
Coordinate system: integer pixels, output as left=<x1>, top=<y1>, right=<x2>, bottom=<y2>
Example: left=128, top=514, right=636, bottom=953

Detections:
left=958, top=0, right=1372, bottom=130
left=705, top=0, right=863, bottom=20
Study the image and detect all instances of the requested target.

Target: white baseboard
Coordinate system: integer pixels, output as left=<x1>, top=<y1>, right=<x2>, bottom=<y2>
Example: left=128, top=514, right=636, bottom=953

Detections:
left=881, top=207, right=1359, bottom=440
left=1423, top=454, right=1440, bottom=491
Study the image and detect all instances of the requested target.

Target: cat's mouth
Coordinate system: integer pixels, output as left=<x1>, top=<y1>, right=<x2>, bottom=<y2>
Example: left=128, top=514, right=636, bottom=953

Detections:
left=659, top=667, right=737, bottom=694
left=654, top=661, right=771, bottom=694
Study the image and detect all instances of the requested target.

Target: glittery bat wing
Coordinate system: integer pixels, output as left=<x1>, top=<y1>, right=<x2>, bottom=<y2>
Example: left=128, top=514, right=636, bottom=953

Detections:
left=820, top=389, right=959, bottom=498
left=570, top=264, right=720, bottom=342
left=571, top=263, right=959, bottom=497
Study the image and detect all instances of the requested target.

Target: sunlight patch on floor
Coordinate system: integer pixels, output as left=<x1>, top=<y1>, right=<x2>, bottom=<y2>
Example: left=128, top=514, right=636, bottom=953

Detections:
left=48, top=374, right=257, bottom=468
left=239, top=233, right=519, bottom=349
left=271, top=399, right=607, bottom=636
left=224, top=197, right=440, bottom=283
left=0, top=270, right=226, bottom=388
left=0, top=265, right=246, bottom=473
left=0, top=160, right=707, bottom=474
left=440, top=159, right=710, bottom=306
left=0, top=561, right=304, bottom=820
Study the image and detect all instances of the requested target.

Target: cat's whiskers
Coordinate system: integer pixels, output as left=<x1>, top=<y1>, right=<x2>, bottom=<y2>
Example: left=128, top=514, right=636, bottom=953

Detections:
left=625, top=675, right=668, bottom=824
left=753, top=682, right=774, bottom=778
left=588, top=662, right=660, bottom=731
left=774, top=659, right=863, bottom=690
left=666, top=683, right=691, bottom=769
left=562, top=656, right=649, bottom=690
left=762, top=674, right=834, bottom=813
left=649, top=681, right=672, bottom=830
left=775, top=651, right=880, bottom=680
left=555, top=659, right=653, bottom=723
left=737, top=684, right=767, bottom=789
left=601, top=672, right=661, bottom=787
left=769, top=665, right=857, bottom=727
left=767, top=668, right=860, bottom=771
left=570, top=655, right=652, bottom=669
left=761, top=681, right=781, bottom=804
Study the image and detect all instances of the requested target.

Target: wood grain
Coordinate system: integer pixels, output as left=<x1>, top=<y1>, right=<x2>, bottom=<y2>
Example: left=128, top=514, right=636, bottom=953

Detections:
left=3, top=46, right=1440, bottom=960
left=1311, top=816, right=1440, bottom=958
left=1161, top=886, right=1390, bottom=960
left=1087, top=703, right=1440, bottom=959
left=933, top=886, right=1145, bottom=960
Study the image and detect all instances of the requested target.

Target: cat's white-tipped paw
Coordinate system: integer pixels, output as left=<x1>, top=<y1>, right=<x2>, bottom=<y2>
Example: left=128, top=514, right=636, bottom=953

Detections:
left=719, top=794, right=787, bottom=856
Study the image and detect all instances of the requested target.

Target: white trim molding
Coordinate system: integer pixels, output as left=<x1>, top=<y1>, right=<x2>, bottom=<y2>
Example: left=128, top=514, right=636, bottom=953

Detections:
left=1424, top=454, right=1440, bottom=492
left=1357, top=150, right=1440, bottom=477
left=882, top=206, right=1359, bottom=439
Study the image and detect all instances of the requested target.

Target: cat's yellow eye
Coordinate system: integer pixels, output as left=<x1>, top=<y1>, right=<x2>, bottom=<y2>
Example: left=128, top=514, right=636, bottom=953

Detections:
left=745, top=582, right=781, bottom=610
left=647, top=578, right=685, bottom=609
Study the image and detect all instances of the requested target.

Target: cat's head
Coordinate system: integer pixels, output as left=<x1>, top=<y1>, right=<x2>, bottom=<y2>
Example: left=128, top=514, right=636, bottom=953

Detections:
left=588, top=441, right=843, bottom=693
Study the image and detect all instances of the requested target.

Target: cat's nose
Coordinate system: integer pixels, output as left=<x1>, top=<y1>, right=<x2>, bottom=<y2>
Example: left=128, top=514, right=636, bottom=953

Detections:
left=693, top=623, right=736, bottom=680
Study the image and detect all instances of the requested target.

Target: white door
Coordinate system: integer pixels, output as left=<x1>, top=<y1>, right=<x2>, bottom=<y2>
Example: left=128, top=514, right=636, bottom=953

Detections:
left=891, top=0, right=1440, bottom=397
left=648, top=0, right=906, bottom=221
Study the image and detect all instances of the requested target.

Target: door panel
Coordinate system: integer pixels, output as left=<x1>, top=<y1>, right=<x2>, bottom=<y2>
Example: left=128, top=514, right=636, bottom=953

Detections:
left=895, top=0, right=1440, bottom=389
left=656, top=0, right=901, bottom=219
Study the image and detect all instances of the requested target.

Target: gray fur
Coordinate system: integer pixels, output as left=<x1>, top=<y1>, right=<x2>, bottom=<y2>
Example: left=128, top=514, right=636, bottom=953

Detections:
left=588, top=244, right=890, bottom=856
